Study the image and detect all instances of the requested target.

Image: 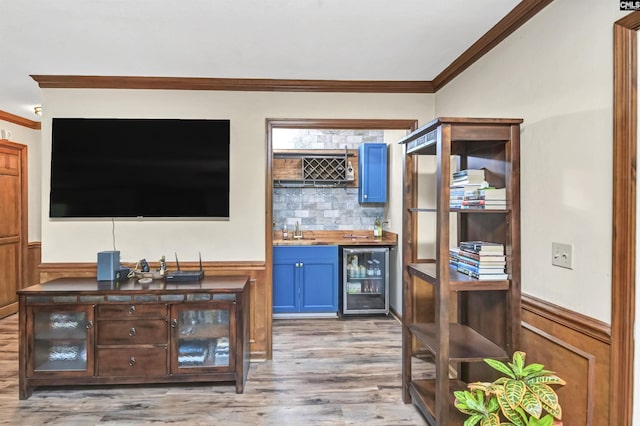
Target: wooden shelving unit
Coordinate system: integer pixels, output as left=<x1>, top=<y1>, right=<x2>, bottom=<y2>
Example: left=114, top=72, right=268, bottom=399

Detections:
left=399, top=117, right=522, bottom=425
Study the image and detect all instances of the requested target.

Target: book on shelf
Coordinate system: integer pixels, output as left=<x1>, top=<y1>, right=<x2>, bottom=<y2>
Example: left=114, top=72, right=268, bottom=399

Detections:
left=474, top=272, right=509, bottom=280
left=449, top=186, right=506, bottom=209
left=460, top=200, right=506, bottom=206
left=457, top=256, right=506, bottom=268
left=459, top=241, right=504, bottom=254
left=457, top=263, right=505, bottom=276
left=457, top=250, right=506, bottom=262
left=452, top=169, right=486, bottom=186
left=478, top=187, right=506, bottom=201
left=452, top=169, right=485, bottom=180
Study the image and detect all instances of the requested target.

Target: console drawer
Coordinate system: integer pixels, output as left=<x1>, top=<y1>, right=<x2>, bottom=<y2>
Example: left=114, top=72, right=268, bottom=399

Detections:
left=97, top=319, right=167, bottom=345
left=98, top=304, right=167, bottom=319
left=97, top=347, right=167, bottom=377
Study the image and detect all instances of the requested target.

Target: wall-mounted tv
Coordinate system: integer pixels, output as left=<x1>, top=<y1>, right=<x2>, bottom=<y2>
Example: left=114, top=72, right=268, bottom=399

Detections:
left=49, top=118, right=230, bottom=219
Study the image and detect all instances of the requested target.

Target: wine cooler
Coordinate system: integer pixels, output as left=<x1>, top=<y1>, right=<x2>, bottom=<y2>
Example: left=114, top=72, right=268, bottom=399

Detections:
left=340, top=247, right=389, bottom=316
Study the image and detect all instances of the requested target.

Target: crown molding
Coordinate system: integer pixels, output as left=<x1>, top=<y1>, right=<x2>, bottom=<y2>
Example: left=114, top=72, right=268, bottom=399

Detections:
left=30, top=75, right=435, bottom=93
left=433, top=0, right=554, bottom=90
left=0, top=110, right=41, bottom=130
left=15, top=0, right=551, bottom=127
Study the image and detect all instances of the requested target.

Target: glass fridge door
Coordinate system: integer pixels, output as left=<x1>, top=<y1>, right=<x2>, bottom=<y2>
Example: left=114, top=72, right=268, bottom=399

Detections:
left=343, top=247, right=389, bottom=314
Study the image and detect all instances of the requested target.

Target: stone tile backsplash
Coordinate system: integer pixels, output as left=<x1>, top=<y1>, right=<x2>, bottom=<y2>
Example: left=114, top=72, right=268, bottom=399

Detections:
left=273, top=187, right=384, bottom=231
left=273, top=129, right=386, bottom=231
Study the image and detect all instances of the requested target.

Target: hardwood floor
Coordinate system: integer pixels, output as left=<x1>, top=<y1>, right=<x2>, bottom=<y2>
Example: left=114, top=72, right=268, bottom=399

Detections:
left=0, top=314, right=431, bottom=425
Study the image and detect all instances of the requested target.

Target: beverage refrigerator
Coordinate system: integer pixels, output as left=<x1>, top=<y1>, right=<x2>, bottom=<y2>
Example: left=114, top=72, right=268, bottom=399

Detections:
left=340, top=247, right=389, bottom=316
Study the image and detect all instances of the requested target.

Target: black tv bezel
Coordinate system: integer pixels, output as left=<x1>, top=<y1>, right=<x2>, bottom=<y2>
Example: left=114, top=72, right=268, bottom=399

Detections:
left=49, top=117, right=231, bottom=220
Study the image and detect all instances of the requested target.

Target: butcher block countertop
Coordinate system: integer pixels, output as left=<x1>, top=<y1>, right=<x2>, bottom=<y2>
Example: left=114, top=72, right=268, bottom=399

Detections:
left=273, top=230, right=397, bottom=246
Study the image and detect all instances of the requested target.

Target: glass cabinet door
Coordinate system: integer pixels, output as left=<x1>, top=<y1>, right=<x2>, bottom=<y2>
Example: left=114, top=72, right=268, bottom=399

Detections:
left=29, top=305, right=94, bottom=375
left=170, top=303, right=234, bottom=373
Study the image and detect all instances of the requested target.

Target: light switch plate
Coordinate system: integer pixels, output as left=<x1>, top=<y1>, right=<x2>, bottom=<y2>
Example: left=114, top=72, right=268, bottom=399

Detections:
left=552, top=242, right=573, bottom=269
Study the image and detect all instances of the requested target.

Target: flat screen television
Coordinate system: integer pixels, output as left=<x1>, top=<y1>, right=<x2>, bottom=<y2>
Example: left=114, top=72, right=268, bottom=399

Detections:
left=49, top=118, right=230, bottom=219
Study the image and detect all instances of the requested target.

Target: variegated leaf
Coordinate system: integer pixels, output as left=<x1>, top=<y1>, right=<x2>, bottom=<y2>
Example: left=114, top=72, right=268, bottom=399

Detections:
left=521, top=388, right=543, bottom=419
left=485, top=358, right=516, bottom=379
left=504, top=379, right=525, bottom=409
left=541, top=400, right=562, bottom=420
left=487, top=395, right=500, bottom=413
left=463, top=414, right=483, bottom=426
left=526, top=374, right=566, bottom=386
left=528, top=383, right=559, bottom=411
left=528, top=414, right=555, bottom=426
left=468, top=382, right=494, bottom=393
left=524, top=369, right=557, bottom=379
left=513, top=351, right=526, bottom=371
left=496, top=389, right=526, bottom=426
left=521, top=363, right=545, bottom=376
left=481, top=412, right=501, bottom=426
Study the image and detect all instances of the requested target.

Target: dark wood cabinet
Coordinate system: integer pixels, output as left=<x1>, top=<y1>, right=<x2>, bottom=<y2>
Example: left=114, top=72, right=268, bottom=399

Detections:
left=18, top=276, right=249, bottom=399
left=399, top=117, right=522, bottom=425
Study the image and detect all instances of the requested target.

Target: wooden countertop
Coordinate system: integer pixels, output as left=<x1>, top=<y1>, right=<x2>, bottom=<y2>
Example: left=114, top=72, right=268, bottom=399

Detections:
left=273, top=230, right=397, bottom=246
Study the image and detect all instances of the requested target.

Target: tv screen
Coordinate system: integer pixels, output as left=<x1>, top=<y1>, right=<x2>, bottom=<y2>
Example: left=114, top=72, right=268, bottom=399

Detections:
left=49, top=118, right=230, bottom=219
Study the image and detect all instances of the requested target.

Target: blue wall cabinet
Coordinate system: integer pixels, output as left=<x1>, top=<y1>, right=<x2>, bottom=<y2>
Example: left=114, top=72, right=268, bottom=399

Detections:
left=273, top=246, right=338, bottom=314
left=358, top=143, right=388, bottom=203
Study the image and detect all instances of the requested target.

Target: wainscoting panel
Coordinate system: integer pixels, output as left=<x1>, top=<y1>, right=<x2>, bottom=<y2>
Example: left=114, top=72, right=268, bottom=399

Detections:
left=26, top=242, right=41, bottom=286
left=38, top=261, right=268, bottom=360
left=521, top=294, right=611, bottom=426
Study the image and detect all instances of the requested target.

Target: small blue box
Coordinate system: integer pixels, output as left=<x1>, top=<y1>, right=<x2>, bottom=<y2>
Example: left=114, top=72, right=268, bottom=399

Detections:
left=97, top=251, right=120, bottom=281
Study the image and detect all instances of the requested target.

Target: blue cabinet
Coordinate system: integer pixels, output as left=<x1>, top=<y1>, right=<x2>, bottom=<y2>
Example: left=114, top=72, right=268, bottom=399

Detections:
left=273, top=246, right=338, bottom=314
left=358, top=143, right=387, bottom=203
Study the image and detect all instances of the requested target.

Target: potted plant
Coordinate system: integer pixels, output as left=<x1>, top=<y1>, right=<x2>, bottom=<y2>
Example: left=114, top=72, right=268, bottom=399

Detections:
left=453, top=351, right=565, bottom=426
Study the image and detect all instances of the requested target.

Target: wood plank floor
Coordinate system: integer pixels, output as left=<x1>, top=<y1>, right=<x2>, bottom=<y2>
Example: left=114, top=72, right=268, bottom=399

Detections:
left=0, top=314, right=432, bottom=425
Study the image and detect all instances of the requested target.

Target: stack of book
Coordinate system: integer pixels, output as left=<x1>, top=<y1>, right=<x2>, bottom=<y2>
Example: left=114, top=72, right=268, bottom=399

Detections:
left=456, top=241, right=507, bottom=280
left=458, top=187, right=507, bottom=210
left=450, top=169, right=488, bottom=209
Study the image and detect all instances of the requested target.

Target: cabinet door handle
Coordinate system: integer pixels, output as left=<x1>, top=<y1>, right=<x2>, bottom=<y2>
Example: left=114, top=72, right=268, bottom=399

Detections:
left=128, top=305, right=136, bottom=315
left=171, top=319, right=178, bottom=328
left=129, top=356, right=136, bottom=367
left=128, top=327, right=136, bottom=337
left=86, top=320, right=94, bottom=329
left=364, top=194, right=368, bottom=199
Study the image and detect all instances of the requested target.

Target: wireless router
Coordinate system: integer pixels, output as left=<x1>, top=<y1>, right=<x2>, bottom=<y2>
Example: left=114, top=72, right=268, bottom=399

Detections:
left=164, top=252, right=205, bottom=282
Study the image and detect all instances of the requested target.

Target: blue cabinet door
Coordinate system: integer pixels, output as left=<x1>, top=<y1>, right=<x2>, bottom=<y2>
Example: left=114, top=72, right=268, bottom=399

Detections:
left=300, top=258, right=338, bottom=313
left=272, top=260, right=298, bottom=313
left=273, top=246, right=338, bottom=314
left=359, top=143, right=387, bottom=203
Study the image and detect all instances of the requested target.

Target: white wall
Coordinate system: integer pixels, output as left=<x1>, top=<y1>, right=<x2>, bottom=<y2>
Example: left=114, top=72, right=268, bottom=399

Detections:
left=41, top=89, right=434, bottom=264
left=0, top=119, right=41, bottom=241
left=434, top=0, right=626, bottom=323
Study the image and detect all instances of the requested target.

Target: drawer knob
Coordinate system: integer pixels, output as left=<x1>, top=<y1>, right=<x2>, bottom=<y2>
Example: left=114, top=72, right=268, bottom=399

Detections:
left=128, top=327, right=136, bottom=337
left=129, top=305, right=136, bottom=315
left=129, top=356, right=136, bottom=366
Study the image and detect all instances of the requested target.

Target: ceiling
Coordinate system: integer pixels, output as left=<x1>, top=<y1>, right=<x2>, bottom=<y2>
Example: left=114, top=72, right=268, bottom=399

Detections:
left=0, top=0, right=520, bottom=121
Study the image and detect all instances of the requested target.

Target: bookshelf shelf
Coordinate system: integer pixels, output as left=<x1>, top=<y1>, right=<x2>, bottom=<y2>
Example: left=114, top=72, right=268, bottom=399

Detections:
left=408, top=263, right=510, bottom=291
left=399, top=117, right=522, bottom=425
